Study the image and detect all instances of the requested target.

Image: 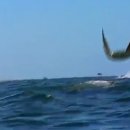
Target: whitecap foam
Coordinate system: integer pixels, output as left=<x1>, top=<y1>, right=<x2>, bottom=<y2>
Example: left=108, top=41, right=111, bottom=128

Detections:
left=85, top=80, right=114, bottom=88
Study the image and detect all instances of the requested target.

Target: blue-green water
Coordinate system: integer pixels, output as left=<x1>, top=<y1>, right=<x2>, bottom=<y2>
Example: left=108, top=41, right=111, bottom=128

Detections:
left=0, top=76, right=130, bottom=130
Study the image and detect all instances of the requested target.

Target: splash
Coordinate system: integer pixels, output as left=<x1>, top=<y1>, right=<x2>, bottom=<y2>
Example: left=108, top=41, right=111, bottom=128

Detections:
left=119, top=71, right=130, bottom=79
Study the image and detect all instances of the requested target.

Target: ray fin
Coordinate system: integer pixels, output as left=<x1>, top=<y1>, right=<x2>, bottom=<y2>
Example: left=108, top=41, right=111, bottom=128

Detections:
left=126, top=42, right=130, bottom=54
left=102, top=29, right=112, bottom=57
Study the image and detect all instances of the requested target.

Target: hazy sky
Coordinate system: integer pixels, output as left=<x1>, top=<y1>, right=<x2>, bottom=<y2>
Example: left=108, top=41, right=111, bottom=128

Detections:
left=0, top=0, right=130, bottom=80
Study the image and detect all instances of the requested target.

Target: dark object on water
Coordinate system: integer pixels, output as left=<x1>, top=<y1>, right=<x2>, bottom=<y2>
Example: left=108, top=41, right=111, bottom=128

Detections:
left=102, top=29, right=130, bottom=61
left=97, top=73, right=102, bottom=76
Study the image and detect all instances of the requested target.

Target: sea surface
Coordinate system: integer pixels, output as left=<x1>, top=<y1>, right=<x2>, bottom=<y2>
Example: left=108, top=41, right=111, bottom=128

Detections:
left=0, top=76, right=130, bottom=130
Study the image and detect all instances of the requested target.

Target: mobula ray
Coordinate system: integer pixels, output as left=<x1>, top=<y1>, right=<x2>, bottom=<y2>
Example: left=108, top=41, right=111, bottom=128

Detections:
left=102, top=29, right=130, bottom=60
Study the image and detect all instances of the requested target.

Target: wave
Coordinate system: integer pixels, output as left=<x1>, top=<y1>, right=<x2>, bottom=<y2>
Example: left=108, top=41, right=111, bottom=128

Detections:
left=0, top=78, right=130, bottom=129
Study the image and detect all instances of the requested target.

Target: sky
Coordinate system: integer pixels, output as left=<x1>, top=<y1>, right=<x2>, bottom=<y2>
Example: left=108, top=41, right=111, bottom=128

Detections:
left=0, top=0, right=130, bottom=80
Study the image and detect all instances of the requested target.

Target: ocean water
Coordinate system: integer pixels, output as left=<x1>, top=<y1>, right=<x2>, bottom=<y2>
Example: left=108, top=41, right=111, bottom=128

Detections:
left=0, top=76, right=130, bottom=130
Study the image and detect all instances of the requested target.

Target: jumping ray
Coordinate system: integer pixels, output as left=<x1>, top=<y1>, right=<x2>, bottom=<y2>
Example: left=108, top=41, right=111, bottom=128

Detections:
left=102, top=29, right=130, bottom=60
